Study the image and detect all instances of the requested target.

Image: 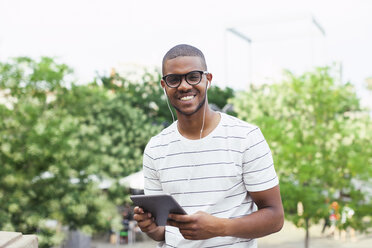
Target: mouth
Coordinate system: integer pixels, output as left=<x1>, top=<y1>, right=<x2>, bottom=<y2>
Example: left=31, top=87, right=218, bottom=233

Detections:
left=179, top=95, right=195, bottom=101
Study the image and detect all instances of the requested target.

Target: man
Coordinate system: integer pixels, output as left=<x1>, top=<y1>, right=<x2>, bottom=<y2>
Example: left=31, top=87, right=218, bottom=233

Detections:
left=134, top=44, right=284, bottom=247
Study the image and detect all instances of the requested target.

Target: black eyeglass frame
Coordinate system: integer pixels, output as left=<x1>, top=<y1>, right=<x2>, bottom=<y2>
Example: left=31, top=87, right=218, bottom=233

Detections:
left=162, top=70, right=209, bottom=88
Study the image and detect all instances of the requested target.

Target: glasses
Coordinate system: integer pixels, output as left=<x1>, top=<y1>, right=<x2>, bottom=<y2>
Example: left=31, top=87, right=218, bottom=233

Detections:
left=162, top=70, right=208, bottom=88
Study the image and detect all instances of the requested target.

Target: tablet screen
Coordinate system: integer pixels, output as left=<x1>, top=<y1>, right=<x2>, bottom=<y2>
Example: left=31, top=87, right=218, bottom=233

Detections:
left=130, top=194, right=187, bottom=226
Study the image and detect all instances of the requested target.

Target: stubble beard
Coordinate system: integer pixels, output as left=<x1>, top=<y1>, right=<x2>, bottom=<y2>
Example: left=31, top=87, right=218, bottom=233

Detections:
left=172, top=94, right=207, bottom=117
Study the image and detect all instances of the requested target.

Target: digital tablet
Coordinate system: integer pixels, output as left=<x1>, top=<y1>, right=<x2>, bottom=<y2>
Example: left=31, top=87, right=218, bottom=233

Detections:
left=130, top=194, right=187, bottom=226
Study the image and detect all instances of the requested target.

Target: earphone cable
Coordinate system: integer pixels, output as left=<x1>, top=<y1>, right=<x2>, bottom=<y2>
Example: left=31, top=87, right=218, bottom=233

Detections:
left=163, top=88, right=175, bottom=123
left=199, top=82, right=208, bottom=139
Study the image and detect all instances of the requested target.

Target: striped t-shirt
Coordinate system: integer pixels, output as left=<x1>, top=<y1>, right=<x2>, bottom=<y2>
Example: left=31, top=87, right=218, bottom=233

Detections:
left=143, top=113, right=279, bottom=248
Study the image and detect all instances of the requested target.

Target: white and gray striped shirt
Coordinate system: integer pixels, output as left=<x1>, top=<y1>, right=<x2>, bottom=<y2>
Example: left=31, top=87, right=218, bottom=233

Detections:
left=143, top=113, right=279, bottom=248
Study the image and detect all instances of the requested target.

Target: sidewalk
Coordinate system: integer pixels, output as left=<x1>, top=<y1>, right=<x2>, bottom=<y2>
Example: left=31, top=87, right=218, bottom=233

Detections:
left=258, top=221, right=372, bottom=248
left=92, top=221, right=372, bottom=248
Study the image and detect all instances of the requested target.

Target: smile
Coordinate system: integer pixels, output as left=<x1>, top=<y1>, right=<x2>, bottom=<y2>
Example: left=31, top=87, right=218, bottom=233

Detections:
left=180, top=95, right=195, bottom=101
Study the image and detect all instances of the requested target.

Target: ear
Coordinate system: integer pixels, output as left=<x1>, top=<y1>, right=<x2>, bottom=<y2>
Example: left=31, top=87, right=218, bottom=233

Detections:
left=160, top=80, right=166, bottom=90
left=206, top=73, right=213, bottom=85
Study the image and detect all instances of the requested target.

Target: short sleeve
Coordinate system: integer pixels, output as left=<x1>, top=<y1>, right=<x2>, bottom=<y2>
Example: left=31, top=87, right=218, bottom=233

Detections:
left=242, top=127, right=279, bottom=192
left=143, top=140, right=163, bottom=195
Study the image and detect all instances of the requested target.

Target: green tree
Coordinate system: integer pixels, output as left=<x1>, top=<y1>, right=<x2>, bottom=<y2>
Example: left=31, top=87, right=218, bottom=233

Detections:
left=207, top=85, right=235, bottom=111
left=231, top=67, right=372, bottom=248
left=0, top=57, right=160, bottom=247
left=100, top=69, right=174, bottom=126
left=0, top=57, right=71, bottom=99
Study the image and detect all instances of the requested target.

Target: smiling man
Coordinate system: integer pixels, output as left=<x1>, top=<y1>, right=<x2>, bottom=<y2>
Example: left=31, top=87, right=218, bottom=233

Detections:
left=133, top=44, right=284, bottom=247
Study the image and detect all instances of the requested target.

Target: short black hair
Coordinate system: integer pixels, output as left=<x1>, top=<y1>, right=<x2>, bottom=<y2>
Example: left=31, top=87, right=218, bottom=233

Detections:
left=162, top=44, right=207, bottom=75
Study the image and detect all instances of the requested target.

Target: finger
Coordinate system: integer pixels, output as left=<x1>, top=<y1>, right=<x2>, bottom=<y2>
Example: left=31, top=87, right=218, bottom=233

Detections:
left=180, top=230, right=200, bottom=241
left=141, top=223, right=156, bottom=232
left=168, top=213, right=191, bottom=222
left=167, top=219, right=177, bottom=227
left=137, top=217, right=157, bottom=232
left=182, top=235, right=192, bottom=240
left=167, top=220, right=195, bottom=231
left=167, top=219, right=188, bottom=227
left=134, top=212, right=151, bottom=222
left=139, top=218, right=155, bottom=228
left=181, top=233, right=197, bottom=240
left=133, top=206, right=144, bottom=214
left=180, top=229, right=195, bottom=236
left=133, top=212, right=144, bottom=221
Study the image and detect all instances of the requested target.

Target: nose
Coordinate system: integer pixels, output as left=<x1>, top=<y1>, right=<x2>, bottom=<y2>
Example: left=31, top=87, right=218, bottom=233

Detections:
left=177, top=75, right=192, bottom=91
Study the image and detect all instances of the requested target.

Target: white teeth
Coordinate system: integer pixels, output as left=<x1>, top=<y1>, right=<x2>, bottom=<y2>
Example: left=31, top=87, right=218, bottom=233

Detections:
left=180, top=95, right=194, bottom=101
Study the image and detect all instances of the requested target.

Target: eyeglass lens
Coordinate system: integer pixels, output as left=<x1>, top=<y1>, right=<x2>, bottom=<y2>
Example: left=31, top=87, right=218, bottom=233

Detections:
left=166, top=71, right=202, bottom=87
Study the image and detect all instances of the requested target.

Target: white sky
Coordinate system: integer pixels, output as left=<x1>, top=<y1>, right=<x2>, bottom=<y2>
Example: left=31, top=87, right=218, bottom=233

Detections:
left=0, top=0, right=371, bottom=108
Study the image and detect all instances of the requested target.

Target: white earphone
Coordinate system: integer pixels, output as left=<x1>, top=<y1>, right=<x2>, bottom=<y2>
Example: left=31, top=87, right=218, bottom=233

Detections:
left=162, top=87, right=175, bottom=123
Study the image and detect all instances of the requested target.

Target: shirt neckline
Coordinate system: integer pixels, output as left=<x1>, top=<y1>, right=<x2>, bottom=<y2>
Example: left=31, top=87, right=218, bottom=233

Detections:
left=174, top=112, right=224, bottom=147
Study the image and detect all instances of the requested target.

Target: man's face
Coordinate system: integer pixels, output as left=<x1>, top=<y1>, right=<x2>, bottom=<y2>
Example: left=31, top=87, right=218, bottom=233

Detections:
left=161, top=56, right=211, bottom=117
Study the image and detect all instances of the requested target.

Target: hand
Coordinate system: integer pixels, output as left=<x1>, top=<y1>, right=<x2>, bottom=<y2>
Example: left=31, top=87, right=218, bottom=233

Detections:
left=133, top=206, right=158, bottom=234
left=167, top=211, right=224, bottom=240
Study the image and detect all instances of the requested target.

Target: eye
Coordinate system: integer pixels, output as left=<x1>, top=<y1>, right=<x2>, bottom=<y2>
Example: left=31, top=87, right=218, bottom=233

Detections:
left=166, top=75, right=180, bottom=85
left=186, top=72, right=201, bottom=82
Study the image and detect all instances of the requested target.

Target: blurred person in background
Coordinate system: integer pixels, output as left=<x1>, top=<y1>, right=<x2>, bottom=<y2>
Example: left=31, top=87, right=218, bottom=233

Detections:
left=328, top=201, right=341, bottom=239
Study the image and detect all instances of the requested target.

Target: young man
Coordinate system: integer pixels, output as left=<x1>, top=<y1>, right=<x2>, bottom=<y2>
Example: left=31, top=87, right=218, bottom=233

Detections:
left=133, top=44, right=284, bottom=247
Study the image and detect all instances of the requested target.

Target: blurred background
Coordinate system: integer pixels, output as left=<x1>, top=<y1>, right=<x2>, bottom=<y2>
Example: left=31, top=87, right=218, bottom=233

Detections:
left=0, top=0, right=371, bottom=248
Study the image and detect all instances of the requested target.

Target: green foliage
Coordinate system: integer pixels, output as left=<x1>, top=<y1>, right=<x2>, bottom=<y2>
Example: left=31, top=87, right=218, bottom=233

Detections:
left=232, top=67, right=372, bottom=243
left=0, top=57, right=71, bottom=99
left=207, top=85, right=235, bottom=110
left=0, top=58, right=160, bottom=247
left=100, top=69, right=174, bottom=125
